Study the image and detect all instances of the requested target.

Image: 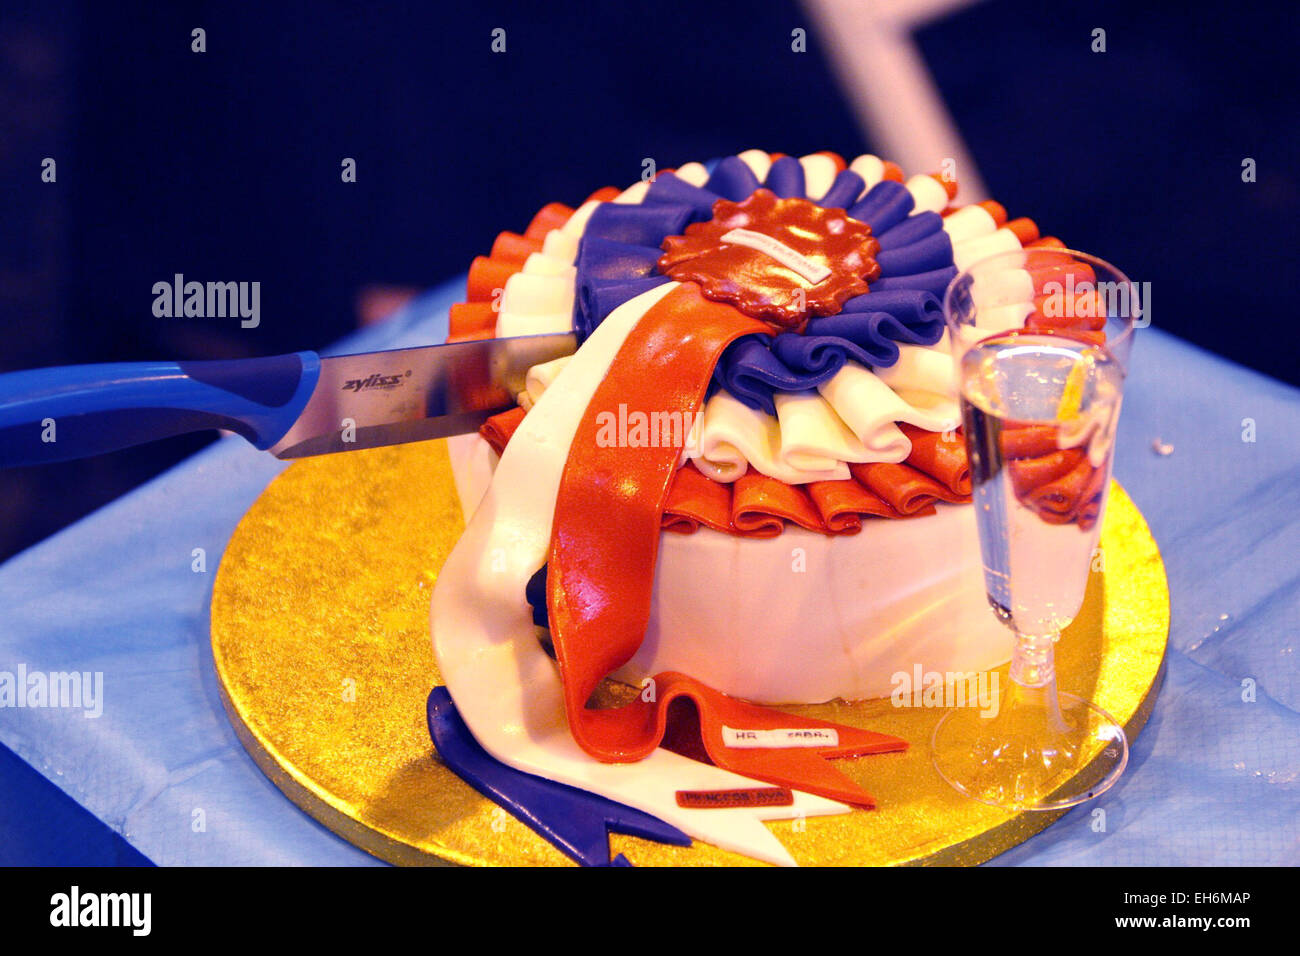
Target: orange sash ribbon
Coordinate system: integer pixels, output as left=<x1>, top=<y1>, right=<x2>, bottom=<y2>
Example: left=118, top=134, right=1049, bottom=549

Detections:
left=545, top=284, right=906, bottom=807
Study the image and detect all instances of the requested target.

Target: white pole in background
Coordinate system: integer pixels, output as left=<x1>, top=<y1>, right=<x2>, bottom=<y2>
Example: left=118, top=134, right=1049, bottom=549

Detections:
left=803, top=0, right=990, bottom=200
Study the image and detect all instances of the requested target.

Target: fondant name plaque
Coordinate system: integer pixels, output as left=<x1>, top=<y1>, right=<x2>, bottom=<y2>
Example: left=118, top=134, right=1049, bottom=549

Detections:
left=720, top=228, right=833, bottom=285
left=676, top=787, right=796, bottom=809
left=721, top=726, right=840, bottom=748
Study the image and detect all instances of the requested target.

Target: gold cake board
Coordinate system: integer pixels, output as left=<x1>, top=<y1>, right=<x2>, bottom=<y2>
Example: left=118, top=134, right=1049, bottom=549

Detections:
left=210, top=439, right=1169, bottom=866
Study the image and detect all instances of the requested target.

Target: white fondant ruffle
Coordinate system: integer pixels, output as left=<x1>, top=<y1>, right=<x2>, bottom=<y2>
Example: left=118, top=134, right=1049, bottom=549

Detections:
left=524, top=354, right=572, bottom=405
left=521, top=252, right=576, bottom=280
left=952, top=227, right=1023, bottom=272
left=689, top=390, right=849, bottom=484
left=820, top=361, right=961, bottom=442
left=560, top=199, right=601, bottom=238
left=799, top=153, right=839, bottom=202
left=736, top=148, right=772, bottom=184
left=494, top=272, right=574, bottom=338
left=674, top=161, right=710, bottom=186
left=520, top=354, right=959, bottom=484
left=542, top=230, right=579, bottom=263
left=905, top=174, right=949, bottom=215
left=848, top=153, right=885, bottom=192
left=873, top=344, right=957, bottom=398
left=942, top=203, right=998, bottom=244
left=614, top=180, right=650, bottom=204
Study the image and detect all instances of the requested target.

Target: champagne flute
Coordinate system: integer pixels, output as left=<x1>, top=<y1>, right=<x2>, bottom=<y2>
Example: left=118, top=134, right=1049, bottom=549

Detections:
left=932, top=247, right=1139, bottom=810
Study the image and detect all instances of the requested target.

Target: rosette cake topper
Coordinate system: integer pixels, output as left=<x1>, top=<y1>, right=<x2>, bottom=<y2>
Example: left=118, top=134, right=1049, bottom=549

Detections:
left=658, top=188, right=882, bottom=329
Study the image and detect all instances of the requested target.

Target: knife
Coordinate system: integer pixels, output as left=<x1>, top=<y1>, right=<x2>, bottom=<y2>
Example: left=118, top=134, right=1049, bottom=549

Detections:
left=0, top=333, right=576, bottom=468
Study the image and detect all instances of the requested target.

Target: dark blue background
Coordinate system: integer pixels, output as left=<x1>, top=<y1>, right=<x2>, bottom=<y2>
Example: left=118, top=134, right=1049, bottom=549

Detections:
left=0, top=0, right=1295, bottom=862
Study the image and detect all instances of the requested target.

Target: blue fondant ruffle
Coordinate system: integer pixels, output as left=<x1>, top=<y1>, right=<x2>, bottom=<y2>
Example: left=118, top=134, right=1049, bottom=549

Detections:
left=584, top=202, right=696, bottom=246
left=817, top=169, right=866, bottom=210
left=805, top=308, right=939, bottom=353
left=839, top=288, right=944, bottom=341
left=770, top=332, right=880, bottom=383
left=712, top=289, right=945, bottom=413
left=848, top=181, right=914, bottom=234
left=712, top=335, right=816, bottom=414
left=705, top=156, right=762, bottom=201
left=876, top=210, right=943, bottom=250
left=644, top=173, right=720, bottom=220
left=870, top=266, right=958, bottom=299
left=763, top=155, right=805, bottom=198
left=875, top=230, right=955, bottom=277
left=575, top=275, right=672, bottom=339
left=574, top=236, right=662, bottom=281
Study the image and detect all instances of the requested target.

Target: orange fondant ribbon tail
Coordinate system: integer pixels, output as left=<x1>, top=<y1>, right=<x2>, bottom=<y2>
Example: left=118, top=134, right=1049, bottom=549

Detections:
left=545, top=284, right=906, bottom=807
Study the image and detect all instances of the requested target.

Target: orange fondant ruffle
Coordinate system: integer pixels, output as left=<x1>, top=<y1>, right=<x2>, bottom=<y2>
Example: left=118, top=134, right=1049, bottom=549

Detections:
left=490, top=231, right=544, bottom=265
left=900, top=423, right=970, bottom=496
left=445, top=328, right=494, bottom=344
left=660, top=461, right=734, bottom=535
left=850, top=462, right=966, bottom=514
left=812, top=150, right=847, bottom=172
left=1023, top=454, right=1093, bottom=520
left=805, top=479, right=901, bottom=533
left=447, top=200, right=580, bottom=344
left=1022, top=316, right=1107, bottom=345
left=481, top=406, right=974, bottom=537
left=732, top=468, right=825, bottom=535
left=525, top=202, right=575, bottom=239
left=448, top=302, right=497, bottom=341
left=1008, top=447, right=1085, bottom=498
left=1027, top=236, right=1067, bottom=251
left=1001, top=424, right=1060, bottom=459
left=1030, top=290, right=1108, bottom=331
left=479, top=405, right=527, bottom=456
left=1023, top=452, right=1108, bottom=529
left=466, top=256, right=520, bottom=302
left=1004, top=217, right=1040, bottom=245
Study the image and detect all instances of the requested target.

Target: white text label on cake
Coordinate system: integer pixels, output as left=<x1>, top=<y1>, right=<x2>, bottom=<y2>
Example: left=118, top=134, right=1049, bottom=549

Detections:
left=721, top=726, right=840, bottom=748
left=719, top=229, right=832, bottom=285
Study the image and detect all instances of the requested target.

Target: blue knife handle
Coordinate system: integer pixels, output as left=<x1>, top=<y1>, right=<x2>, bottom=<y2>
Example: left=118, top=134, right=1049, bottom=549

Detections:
left=0, top=351, right=320, bottom=468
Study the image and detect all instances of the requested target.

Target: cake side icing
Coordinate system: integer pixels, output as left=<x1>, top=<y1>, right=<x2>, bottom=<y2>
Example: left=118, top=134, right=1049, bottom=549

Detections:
left=448, top=431, right=1012, bottom=704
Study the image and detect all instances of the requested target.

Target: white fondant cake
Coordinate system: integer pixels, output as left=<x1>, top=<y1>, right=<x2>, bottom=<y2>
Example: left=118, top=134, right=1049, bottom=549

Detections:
left=429, top=151, right=1065, bottom=861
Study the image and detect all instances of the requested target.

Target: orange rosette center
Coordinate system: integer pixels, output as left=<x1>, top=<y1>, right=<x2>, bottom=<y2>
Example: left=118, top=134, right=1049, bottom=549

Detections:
left=658, top=189, right=881, bottom=330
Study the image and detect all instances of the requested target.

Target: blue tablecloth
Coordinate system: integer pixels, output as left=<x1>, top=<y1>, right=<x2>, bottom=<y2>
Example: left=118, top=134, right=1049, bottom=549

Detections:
left=1, top=276, right=1297, bottom=865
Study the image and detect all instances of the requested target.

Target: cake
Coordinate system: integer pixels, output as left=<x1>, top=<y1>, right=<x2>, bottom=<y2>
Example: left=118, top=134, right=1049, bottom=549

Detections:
left=430, top=150, right=1098, bottom=864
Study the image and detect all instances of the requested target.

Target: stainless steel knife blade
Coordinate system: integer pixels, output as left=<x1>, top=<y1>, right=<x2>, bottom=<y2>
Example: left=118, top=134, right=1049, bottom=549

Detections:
left=269, top=332, right=576, bottom=458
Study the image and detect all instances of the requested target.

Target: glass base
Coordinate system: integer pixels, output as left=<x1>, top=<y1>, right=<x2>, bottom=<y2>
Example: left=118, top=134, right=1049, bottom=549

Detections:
left=930, top=691, right=1129, bottom=811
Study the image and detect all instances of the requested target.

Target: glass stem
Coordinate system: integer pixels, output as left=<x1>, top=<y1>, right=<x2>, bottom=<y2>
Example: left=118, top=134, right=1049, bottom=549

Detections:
left=1003, top=631, right=1068, bottom=732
